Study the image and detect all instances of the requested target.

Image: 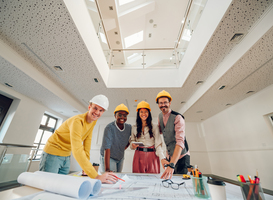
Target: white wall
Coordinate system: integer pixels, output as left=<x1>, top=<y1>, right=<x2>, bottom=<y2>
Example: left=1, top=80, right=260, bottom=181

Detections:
left=185, top=122, right=211, bottom=174
left=0, top=84, right=68, bottom=173
left=201, top=84, right=273, bottom=190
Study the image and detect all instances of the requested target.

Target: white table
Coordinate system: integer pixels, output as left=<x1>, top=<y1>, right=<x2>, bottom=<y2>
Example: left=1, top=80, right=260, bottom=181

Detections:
left=1, top=173, right=272, bottom=200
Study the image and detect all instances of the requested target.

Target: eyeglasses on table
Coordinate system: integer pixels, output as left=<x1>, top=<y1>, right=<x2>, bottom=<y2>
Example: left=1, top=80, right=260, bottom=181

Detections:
left=162, top=179, right=185, bottom=190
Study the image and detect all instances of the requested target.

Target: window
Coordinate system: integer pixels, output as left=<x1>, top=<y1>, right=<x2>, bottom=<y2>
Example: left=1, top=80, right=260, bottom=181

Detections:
left=119, top=0, right=134, bottom=6
left=0, top=93, right=13, bottom=127
left=124, top=30, right=143, bottom=48
left=31, top=114, right=57, bottom=160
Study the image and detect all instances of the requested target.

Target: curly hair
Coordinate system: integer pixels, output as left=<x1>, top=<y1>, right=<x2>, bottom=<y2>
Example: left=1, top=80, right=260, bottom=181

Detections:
left=136, top=108, right=153, bottom=138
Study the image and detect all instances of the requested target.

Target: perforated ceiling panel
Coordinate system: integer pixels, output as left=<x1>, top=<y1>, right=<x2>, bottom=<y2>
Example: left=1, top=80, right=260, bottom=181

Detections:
left=0, top=0, right=103, bottom=108
left=184, top=27, right=273, bottom=121
left=0, top=56, right=80, bottom=117
left=178, top=0, right=273, bottom=105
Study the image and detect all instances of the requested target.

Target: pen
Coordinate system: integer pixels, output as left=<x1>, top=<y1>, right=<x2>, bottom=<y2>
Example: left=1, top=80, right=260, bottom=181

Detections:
left=113, top=175, right=125, bottom=182
left=237, top=175, right=242, bottom=182
left=239, top=175, right=246, bottom=183
left=247, top=175, right=254, bottom=200
left=199, top=172, right=205, bottom=195
left=194, top=168, right=198, bottom=192
left=254, top=177, right=260, bottom=200
left=248, top=175, right=254, bottom=183
left=196, top=168, right=199, bottom=193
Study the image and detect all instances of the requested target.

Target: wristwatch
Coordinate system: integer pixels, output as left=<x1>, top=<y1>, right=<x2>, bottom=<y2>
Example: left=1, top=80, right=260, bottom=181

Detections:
left=168, top=163, right=175, bottom=169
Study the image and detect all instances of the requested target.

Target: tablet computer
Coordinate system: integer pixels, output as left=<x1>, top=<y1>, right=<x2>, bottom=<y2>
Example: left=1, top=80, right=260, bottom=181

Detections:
left=132, top=142, right=144, bottom=146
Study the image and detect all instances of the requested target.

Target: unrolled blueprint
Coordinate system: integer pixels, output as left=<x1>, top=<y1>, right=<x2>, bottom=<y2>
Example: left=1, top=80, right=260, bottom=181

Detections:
left=95, top=174, right=245, bottom=200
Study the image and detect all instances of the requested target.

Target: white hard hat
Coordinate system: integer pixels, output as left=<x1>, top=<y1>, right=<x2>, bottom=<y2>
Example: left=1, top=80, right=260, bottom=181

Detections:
left=89, top=94, right=109, bottom=110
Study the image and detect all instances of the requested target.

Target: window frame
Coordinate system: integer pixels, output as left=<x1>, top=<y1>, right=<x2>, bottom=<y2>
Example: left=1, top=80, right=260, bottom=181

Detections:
left=32, top=114, right=58, bottom=160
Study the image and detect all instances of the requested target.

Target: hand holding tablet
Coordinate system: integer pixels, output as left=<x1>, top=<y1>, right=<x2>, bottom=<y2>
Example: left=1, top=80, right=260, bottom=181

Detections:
left=132, top=141, right=144, bottom=146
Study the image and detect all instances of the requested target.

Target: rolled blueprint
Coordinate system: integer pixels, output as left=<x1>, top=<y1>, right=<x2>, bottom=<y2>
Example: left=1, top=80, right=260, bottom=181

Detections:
left=34, top=171, right=101, bottom=196
left=17, top=171, right=101, bottom=199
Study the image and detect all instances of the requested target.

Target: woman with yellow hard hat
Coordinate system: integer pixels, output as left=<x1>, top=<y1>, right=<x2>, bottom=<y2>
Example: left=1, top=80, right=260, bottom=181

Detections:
left=130, top=101, right=165, bottom=173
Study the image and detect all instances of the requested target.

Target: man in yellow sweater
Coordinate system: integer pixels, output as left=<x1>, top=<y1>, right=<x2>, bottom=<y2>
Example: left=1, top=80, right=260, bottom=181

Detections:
left=39, top=95, right=118, bottom=184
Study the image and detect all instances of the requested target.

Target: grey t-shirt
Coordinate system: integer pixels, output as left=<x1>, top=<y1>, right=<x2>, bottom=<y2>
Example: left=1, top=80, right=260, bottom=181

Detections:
left=100, top=121, right=131, bottom=161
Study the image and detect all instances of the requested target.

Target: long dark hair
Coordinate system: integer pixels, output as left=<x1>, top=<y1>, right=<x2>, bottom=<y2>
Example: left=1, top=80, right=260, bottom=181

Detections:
left=136, top=108, right=153, bottom=138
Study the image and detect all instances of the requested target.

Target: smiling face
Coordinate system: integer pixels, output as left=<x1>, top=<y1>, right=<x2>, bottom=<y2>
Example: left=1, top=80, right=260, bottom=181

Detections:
left=115, top=111, right=128, bottom=126
left=158, top=97, right=171, bottom=114
left=87, top=103, right=105, bottom=122
left=139, top=108, right=149, bottom=122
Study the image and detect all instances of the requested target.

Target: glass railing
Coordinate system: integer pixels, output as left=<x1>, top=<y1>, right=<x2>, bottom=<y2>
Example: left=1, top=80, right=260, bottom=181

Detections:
left=84, top=0, right=111, bottom=63
left=85, top=0, right=208, bottom=69
left=109, top=49, right=178, bottom=69
left=0, top=143, right=36, bottom=190
left=176, top=0, right=208, bottom=63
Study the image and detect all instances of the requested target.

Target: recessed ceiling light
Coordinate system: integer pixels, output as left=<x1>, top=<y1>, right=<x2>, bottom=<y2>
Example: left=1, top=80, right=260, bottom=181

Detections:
left=54, top=66, right=63, bottom=71
left=94, top=78, right=99, bottom=83
left=109, top=6, right=113, bottom=10
left=4, top=82, right=13, bottom=87
left=181, top=101, right=186, bottom=104
left=197, top=111, right=203, bottom=113
left=230, top=33, right=245, bottom=43
left=114, top=32, right=118, bottom=35
left=246, top=91, right=255, bottom=94
left=116, top=41, right=120, bottom=45
left=218, top=85, right=225, bottom=90
left=196, top=81, right=204, bottom=85
left=149, top=19, right=153, bottom=23
left=153, top=24, right=157, bottom=28
left=226, top=103, right=232, bottom=106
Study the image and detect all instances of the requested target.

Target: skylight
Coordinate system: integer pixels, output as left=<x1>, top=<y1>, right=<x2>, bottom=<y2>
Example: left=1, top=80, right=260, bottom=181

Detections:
left=127, top=53, right=142, bottom=64
left=99, top=32, right=107, bottom=44
left=182, top=29, right=192, bottom=42
left=119, top=0, right=135, bottom=6
left=124, top=31, right=143, bottom=48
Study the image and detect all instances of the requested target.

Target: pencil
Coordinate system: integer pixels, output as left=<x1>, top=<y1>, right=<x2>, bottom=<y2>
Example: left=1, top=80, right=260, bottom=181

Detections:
left=114, top=175, right=125, bottom=182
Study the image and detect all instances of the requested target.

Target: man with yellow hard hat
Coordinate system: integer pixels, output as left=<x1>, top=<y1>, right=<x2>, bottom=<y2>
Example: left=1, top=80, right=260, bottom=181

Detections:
left=100, top=104, right=131, bottom=172
left=156, top=90, right=190, bottom=179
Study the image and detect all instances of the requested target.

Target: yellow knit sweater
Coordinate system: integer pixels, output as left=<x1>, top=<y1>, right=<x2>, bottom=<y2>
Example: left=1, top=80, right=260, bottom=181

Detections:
left=44, top=112, right=98, bottom=178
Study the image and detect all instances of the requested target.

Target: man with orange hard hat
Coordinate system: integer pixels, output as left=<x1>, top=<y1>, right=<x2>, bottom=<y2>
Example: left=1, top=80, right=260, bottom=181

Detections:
left=156, top=90, right=190, bottom=179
